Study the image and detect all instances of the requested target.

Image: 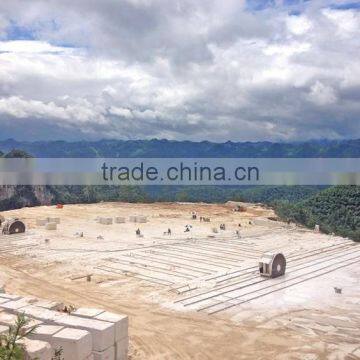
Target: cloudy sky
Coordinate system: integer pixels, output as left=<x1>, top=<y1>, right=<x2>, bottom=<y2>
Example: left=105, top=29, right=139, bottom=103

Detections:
left=0, top=0, right=359, bottom=142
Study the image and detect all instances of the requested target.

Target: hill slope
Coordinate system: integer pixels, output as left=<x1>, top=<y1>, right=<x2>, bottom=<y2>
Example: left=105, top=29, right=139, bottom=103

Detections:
left=276, top=186, right=360, bottom=241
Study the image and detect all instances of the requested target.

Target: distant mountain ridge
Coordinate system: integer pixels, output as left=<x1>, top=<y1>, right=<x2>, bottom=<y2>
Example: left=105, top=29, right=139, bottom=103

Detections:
left=0, top=146, right=359, bottom=241
left=0, top=138, right=360, bottom=157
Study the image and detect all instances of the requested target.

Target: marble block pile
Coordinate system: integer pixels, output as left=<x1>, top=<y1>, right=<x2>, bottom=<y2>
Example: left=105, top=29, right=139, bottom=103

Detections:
left=0, top=293, right=129, bottom=360
left=36, top=217, right=61, bottom=230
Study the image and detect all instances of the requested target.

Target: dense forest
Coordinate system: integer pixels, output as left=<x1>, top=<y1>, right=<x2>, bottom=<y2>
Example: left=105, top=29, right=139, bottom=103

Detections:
left=275, top=186, right=360, bottom=241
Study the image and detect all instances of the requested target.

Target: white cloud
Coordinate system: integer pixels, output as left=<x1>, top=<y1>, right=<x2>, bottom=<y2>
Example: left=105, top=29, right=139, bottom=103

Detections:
left=109, top=106, right=133, bottom=119
left=0, top=96, right=107, bottom=124
left=286, top=15, right=312, bottom=36
left=308, top=81, right=337, bottom=106
left=0, top=40, right=73, bottom=54
left=323, top=8, right=360, bottom=37
left=0, top=1, right=358, bottom=141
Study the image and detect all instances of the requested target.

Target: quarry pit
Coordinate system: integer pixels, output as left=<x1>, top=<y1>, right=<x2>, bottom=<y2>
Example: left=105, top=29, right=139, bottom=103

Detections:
left=0, top=201, right=359, bottom=360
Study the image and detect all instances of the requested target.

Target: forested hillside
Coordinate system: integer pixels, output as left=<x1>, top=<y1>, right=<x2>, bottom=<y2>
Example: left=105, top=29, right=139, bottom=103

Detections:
left=276, top=186, right=360, bottom=241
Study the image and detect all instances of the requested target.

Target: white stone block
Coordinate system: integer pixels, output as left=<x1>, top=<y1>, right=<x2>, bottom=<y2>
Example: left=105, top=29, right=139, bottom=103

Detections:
left=0, top=297, right=38, bottom=313
left=20, top=305, right=65, bottom=323
left=0, top=297, right=10, bottom=305
left=47, top=217, right=60, bottom=224
left=95, top=312, right=128, bottom=341
left=55, top=314, right=115, bottom=352
left=115, top=337, right=129, bottom=360
left=35, top=299, right=64, bottom=311
left=0, top=311, right=17, bottom=326
left=73, top=307, right=105, bottom=319
left=45, top=222, right=57, bottom=230
left=115, top=217, right=126, bottom=224
left=0, top=312, right=42, bottom=333
left=136, top=216, right=147, bottom=223
left=52, top=327, right=92, bottom=360
left=0, top=293, right=22, bottom=301
left=30, top=324, right=64, bottom=342
left=99, top=217, right=113, bottom=225
left=20, top=338, right=52, bottom=360
left=92, top=345, right=115, bottom=360
left=36, top=219, right=47, bottom=226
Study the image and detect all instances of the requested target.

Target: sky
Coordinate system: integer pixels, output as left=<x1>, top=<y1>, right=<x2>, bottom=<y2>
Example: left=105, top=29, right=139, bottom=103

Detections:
left=0, top=0, right=359, bottom=142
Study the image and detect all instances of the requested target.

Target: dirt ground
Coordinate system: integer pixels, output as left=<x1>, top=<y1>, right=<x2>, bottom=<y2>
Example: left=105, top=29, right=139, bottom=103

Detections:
left=0, top=202, right=359, bottom=360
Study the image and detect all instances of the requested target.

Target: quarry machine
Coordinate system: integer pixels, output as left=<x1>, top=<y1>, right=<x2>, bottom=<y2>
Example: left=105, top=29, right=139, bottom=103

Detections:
left=259, top=252, right=286, bottom=278
left=2, top=218, right=26, bottom=235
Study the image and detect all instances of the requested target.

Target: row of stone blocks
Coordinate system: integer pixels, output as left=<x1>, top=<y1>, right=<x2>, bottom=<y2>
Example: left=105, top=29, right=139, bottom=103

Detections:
left=36, top=218, right=61, bottom=226
left=36, top=218, right=61, bottom=230
left=0, top=293, right=128, bottom=360
left=97, top=215, right=147, bottom=225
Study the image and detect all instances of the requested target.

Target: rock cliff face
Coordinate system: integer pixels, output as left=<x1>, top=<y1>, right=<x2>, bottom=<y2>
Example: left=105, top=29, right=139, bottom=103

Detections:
left=0, top=149, right=55, bottom=211
left=0, top=186, right=55, bottom=211
left=33, top=186, right=55, bottom=205
left=0, top=186, right=16, bottom=201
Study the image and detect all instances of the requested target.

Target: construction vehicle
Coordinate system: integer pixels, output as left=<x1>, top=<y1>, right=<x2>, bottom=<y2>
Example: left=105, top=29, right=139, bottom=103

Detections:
left=2, top=218, right=26, bottom=235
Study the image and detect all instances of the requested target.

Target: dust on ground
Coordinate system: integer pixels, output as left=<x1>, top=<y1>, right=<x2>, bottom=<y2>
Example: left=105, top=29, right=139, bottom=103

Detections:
left=0, top=202, right=359, bottom=360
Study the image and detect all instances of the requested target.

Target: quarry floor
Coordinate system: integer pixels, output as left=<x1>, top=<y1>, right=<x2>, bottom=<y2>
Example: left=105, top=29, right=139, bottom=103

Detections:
left=0, top=202, right=359, bottom=360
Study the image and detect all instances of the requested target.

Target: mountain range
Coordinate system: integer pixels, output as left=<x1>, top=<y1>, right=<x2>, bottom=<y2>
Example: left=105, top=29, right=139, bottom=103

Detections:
left=0, top=138, right=360, bottom=158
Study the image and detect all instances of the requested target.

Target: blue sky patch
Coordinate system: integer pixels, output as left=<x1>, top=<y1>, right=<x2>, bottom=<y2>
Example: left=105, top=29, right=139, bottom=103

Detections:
left=5, top=21, right=36, bottom=40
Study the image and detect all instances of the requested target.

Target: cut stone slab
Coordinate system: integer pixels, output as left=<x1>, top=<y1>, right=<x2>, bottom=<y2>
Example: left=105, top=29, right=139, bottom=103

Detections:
left=0, top=297, right=38, bottom=313
left=0, top=311, right=17, bottom=325
left=93, top=345, right=115, bottom=360
left=35, top=299, right=64, bottom=311
left=55, top=314, right=115, bottom=352
left=20, top=338, right=52, bottom=360
left=36, top=219, right=47, bottom=226
left=45, top=222, right=57, bottom=230
left=47, top=217, right=61, bottom=224
left=0, top=312, right=42, bottom=330
left=52, top=327, right=92, bottom=360
left=0, top=297, right=10, bottom=305
left=73, top=307, right=105, bottom=319
left=115, top=337, right=129, bottom=360
left=20, top=305, right=65, bottom=323
left=30, top=324, right=64, bottom=342
left=99, top=218, right=113, bottom=225
left=95, top=312, right=128, bottom=341
left=0, top=293, right=22, bottom=301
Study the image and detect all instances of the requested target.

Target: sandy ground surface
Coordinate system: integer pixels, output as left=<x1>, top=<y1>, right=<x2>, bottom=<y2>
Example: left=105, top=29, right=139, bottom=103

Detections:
left=0, top=202, right=359, bottom=360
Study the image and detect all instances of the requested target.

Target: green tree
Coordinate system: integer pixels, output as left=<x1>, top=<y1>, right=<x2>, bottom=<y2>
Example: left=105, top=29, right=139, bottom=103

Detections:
left=0, top=313, right=38, bottom=360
